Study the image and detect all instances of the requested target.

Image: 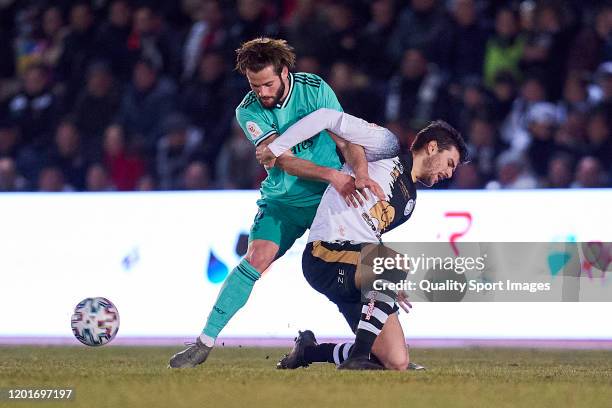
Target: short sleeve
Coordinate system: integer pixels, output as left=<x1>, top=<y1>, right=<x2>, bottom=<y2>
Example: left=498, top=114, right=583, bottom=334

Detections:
left=235, top=107, right=277, bottom=146
left=316, top=78, right=343, bottom=112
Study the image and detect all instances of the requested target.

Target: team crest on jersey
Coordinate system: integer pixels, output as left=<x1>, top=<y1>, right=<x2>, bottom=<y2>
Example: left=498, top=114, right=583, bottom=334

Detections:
left=404, top=199, right=415, bottom=216
left=246, top=121, right=263, bottom=139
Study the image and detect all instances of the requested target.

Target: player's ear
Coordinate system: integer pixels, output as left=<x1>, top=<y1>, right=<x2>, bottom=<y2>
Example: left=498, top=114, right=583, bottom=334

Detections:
left=428, top=140, right=438, bottom=155
left=281, top=66, right=289, bottom=80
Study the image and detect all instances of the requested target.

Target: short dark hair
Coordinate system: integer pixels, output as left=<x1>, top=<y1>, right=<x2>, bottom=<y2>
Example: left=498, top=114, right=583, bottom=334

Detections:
left=411, top=120, right=469, bottom=164
left=235, top=37, right=296, bottom=75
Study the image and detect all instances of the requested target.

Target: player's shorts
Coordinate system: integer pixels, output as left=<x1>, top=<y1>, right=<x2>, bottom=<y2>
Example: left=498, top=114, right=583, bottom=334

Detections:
left=249, top=199, right=320, bottom=259
left=302, top=240, right=364, bottom=332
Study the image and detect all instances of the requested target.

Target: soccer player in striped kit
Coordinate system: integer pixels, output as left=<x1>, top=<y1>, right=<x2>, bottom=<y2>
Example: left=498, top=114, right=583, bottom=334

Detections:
left=257, top=109, right=468, bottom=370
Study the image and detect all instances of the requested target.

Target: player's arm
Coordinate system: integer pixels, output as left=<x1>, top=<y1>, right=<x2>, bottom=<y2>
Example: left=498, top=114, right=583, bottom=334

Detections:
left=257, top=136, right=363, bottom=207
left=259, top=108, right=399, bottom=162
left=235, top=106, right=277, bottom=148
left=330, top=132, right=385, bottom=202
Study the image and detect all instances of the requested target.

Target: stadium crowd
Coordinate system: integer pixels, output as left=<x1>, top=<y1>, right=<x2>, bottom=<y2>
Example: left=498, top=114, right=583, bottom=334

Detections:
left=0, top=0, right=611, bottom=192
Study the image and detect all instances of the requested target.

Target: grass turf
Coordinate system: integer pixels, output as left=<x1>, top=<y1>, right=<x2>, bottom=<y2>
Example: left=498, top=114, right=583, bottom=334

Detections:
left=1, top=346, right=611, bottom=408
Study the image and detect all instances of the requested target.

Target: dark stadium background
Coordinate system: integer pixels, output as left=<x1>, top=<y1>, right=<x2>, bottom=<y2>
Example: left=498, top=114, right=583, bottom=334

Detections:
left=0, top=0, right=610, bottom=192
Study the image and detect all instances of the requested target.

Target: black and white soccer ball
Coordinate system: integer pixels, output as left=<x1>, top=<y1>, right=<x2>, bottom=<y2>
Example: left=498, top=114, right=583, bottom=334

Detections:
left=71, top=297, right=120, bottom=346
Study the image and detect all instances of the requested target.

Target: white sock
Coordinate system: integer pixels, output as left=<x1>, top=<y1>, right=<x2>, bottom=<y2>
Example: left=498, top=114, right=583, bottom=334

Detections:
left=199, top=333, right=215, bottom=347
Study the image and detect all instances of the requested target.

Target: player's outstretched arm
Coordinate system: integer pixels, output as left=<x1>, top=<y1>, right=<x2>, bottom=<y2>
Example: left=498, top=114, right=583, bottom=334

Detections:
left=264, top=108, right=399, bottom=161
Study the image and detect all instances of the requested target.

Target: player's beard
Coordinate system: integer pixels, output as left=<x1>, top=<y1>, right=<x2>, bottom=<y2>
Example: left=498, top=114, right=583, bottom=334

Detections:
left=419, top=154, right=441, bottom=187
left=259, top=77, right=286, bottom=109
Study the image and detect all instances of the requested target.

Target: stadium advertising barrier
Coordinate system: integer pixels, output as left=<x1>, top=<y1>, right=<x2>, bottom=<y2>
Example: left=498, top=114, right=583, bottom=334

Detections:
left=1, top=189, right=611, bottom=340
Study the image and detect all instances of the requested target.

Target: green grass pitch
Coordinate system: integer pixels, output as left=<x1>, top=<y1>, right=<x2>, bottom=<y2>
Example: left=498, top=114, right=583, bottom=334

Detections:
left=1, top=346, right=611, bottom=408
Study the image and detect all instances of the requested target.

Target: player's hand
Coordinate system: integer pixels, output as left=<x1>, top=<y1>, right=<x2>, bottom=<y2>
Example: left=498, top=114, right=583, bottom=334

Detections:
left=330, top=172, right=364, bottom=208
left=397, top=291, right=412, bottom=314
left=255, top=145, right=276, bottom=167
left=355, top=176, right=386, bottom=202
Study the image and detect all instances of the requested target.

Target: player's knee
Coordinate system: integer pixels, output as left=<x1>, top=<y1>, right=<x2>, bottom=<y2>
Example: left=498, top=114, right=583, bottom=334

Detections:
left=244, top=251, right=274, bottom=272
left=384, top=354, right=409, bottom=371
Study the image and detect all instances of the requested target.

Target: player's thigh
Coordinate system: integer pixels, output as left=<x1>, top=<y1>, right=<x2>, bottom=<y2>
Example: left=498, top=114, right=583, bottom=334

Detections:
left=302, top=242, right=362, bottom=330
left=371, top=313, right=409, bottom=371
left=249, top=200, right=308, bottom=260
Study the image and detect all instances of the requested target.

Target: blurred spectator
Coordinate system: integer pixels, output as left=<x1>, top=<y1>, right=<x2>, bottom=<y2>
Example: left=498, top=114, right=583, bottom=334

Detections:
left=572, top=156, right=608, bottom=188
left=319, top=1, right=360, bottom=66
left=57, top=2, right=97, bottom=105
left=179, top=51, right=236, bottom=166
left=450, top=162, right=483, bottom=189
left=0, top=157, right=27, bottom=192
left=486, top=150, right=537, bottom=189
left=226, top=0, right=279, bottom=52
left=127, top=5, right=180, bottom=77
left=328, top=61, right=384, bottom=123
left=466, top=113, right=507, bottom=183
left=385, top=48, right=447, bottom=125
left=435, top=0, right=489, bottom=83
left=295, top=55, right=323, bottom=76
left=136, top=174, right=157, bottom=191
left=216, top=121, right=261, bottom=189
left=118, top=58, right=177, bottom=153
left=388, top=0, right=447, bottom=65
left=72, top=62, right=121, bottom=146
left=37, top=165, right=68, bottom=192
left=283, top=0, right=328, bottom=62
left=554, top=108, right=587, bottom=157
left=520, top=2, right=574, bottom=100
left=544, top=152, right=574, bottom=188
left=557, top=72, right=591, bottom=121
left=484, top=7, right=525, bottom=87
left=86, top=163, right=114, bottom=191
left=47, top=118, right=88, bottom=191
left=525, top=102, right=560, bottom=178
left=584, top=109, right=612, bottom=170
left=500, top=74, right=547, bottom=152
left=358, top=0, right=397, bottom=79
left=490, top=71, right=518, bottom=123
left=182, top=161, right=211, bottom=190
left=182, top=0, right=226, bottom=80
left=567, top=5, right=612, bottom=73
left=156, top=113, right=203, bottom=190
left=0, top=121, right=20, bottom=160
left=447, top=76, right=489, bottom=135
left=6, top=64, right=59, bottom=151
left=95, top=0, right=133, bottom=81
left=591, top=62, right=612, bottom=112
left=38, top=6, right=69, bottom=69
left=102, top=123, right=145, bottom=191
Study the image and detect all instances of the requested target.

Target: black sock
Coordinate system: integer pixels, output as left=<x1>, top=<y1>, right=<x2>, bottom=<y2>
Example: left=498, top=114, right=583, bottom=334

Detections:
left=303, top=342, right=354, bottom=364
left=349, top=295, right=397, bottom=358
left=303, top=343, right=336, bottom=364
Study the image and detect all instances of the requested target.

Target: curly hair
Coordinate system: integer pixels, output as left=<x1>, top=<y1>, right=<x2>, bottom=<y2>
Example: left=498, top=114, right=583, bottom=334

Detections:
left=235, top=37, right=296, bottom=75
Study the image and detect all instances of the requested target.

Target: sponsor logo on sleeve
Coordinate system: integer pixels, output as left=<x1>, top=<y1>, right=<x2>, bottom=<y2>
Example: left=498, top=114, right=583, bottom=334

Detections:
left=246, top=121, right=263, bottom=140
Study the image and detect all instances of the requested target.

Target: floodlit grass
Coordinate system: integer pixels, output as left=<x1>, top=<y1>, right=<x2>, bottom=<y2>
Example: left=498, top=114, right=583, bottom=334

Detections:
left=1, top=346, right=611, bottom=408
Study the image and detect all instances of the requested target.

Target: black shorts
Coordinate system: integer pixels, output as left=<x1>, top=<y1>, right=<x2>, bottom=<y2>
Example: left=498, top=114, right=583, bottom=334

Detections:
left=302, top=241, right=364, bottom=333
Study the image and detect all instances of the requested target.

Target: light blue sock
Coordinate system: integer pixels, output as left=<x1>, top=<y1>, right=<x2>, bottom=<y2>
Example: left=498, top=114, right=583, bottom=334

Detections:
left=202, top=259, right=260, bottom=340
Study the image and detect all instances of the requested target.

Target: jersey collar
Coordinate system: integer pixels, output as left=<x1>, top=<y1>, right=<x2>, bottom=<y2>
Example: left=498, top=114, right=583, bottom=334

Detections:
left=275, top=73, right=294, bottom=109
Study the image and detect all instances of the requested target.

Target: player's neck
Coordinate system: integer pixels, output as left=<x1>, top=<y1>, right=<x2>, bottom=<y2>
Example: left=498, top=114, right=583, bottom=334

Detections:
left=410, top=151, right=420, bottom=183
left=279, top=74, right=290, bottom=104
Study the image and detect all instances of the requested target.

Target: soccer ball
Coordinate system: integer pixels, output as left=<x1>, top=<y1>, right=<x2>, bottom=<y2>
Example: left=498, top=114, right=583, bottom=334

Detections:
left=71, top=297, right=120, bottom=346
